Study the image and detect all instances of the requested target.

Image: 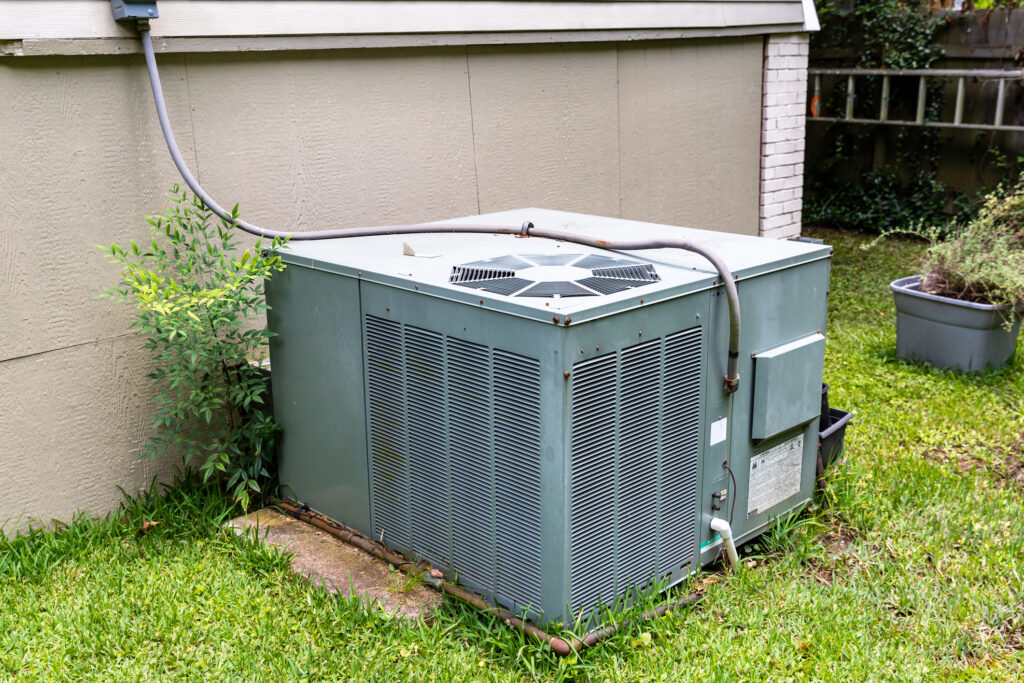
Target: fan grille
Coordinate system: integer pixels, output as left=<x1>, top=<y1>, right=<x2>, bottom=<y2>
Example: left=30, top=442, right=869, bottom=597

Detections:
left=448, top=253, right=660, bottom=298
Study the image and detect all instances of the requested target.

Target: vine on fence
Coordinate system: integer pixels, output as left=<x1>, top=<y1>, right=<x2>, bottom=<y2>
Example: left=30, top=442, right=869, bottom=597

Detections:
left=805, top=1, right=1001, bottom=232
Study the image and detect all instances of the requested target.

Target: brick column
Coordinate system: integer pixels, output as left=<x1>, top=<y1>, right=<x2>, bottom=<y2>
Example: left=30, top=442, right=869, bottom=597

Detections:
left=759, top=33, right=809, bottom=239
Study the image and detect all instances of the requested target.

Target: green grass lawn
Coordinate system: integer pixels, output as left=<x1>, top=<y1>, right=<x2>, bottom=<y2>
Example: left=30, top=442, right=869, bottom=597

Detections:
left=3, top=228, right=1023, bottom=681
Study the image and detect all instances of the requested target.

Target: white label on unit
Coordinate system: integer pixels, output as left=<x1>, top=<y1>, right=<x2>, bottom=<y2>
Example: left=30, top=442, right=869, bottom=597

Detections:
left=709, top=418, right=728, bottom=446
left=747, top=433, right=804, bottom=519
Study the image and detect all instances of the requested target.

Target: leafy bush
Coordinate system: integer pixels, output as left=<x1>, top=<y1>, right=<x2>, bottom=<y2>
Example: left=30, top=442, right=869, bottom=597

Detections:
left=921, top=175, right=1024, bottom=318
left=805, top=169, right=975, bottom=234
left=100, top=187, right=287, bottom=508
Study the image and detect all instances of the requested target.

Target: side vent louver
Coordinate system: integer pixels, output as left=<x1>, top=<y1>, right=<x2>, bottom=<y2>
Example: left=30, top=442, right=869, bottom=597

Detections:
left=365, top=315, right=544, bottom=611
left=568, top=327, right=703, bottom=617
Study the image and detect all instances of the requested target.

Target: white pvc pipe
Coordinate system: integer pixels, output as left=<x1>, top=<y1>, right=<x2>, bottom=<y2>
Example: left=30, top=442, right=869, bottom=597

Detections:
left=709, top=518, right=739, bottom=571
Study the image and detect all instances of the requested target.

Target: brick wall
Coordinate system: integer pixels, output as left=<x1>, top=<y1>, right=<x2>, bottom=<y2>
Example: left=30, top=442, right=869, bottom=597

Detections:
left=760, top=33, right=809, bottom=239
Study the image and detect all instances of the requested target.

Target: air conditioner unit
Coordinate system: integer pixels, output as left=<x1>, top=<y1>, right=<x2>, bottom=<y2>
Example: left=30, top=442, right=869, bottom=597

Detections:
left=267, top=208, right=831, bottom=626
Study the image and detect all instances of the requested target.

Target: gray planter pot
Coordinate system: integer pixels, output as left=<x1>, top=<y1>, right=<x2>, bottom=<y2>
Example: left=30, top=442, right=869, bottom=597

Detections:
left=890, top=276, right=1021, bottom=373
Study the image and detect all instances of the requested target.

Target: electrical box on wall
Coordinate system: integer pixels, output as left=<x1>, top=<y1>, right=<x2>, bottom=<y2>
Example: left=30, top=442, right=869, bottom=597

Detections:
left=266, top=208, right=831, bottom=626
left=110, top=1, right=158, bottom=21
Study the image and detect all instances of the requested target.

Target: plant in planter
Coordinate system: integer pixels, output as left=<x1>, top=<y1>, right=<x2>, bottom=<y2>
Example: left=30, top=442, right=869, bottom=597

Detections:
left=887, top=175, right=1024, bottom=373
left=100, top=186, right=288, bottom=507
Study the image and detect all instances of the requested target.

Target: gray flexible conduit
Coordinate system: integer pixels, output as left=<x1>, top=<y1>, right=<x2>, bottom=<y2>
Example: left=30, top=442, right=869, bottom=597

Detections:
left=137, top=26, right=740, bottom=391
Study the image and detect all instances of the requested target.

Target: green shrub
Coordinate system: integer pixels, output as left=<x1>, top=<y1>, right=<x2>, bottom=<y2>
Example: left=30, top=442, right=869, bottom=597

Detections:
left=100, top=187, right=288, bottom=508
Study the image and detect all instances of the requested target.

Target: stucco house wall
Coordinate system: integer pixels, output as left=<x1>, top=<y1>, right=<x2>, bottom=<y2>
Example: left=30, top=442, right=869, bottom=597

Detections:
left=0, top=0, right=816, bottom=532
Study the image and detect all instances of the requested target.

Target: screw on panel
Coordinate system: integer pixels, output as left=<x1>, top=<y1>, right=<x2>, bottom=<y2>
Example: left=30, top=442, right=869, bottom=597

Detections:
left=638, top=330, right=643, bottom=337
left=414, top=285, right=419, bottom=290
left=563, top=317, right=571, bottom=326
left=553, top=316, right=560, bottom=324
left=386, top=307, right=390, bottom=312
left=564, top=371, right=571, bottom=379
left=696, top=313, right=701, bottom=320
left=595, top=345, right=600, bottom=351
left=640, top=298, right=644, bottom=304
left=580, top=347, right=585, bottom=354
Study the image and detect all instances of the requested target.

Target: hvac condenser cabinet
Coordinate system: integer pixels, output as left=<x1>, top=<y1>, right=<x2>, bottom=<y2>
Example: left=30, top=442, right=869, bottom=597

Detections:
left=267, top=208, right=831, bottom=626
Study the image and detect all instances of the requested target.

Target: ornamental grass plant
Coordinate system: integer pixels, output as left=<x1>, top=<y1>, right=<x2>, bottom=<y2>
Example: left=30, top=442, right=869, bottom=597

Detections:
left=919, top=174, right=1024, bottom=321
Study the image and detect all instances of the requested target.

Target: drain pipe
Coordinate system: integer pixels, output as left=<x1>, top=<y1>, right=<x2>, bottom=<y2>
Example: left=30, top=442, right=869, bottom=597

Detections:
left=709, top=518, right=740, bottom=571
left=132, top=23, right=741, bottom=393
left=276, top=501, right=703, bottom=655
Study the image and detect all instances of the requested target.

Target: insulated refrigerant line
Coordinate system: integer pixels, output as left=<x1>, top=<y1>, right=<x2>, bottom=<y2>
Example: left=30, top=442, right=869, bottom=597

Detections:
left=135, top=23, right=741, bottom=392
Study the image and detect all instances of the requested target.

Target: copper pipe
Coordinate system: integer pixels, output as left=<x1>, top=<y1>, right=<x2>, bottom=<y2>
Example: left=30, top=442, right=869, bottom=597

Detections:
left=566, top=592, right=704, bottom=650
left=275, top=500, right=417, bottom=569
left=435, top=581, right=574, bottom=656
left=274, top=500, right=702, bottom=656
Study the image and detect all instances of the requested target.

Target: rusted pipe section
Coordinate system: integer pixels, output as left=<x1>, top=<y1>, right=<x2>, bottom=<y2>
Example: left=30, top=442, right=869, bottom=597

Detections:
left=275, top=500, right=703, bottom=656
left=275, top=500, right=417, bottom=570
left=430, top=579, right=575, bottom=656
left=564, top=592, right=704, bottom=650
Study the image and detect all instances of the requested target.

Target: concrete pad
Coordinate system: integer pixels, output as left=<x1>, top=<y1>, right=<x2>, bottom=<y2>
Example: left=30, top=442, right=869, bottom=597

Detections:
left=228, top=508, right=442, bottom=620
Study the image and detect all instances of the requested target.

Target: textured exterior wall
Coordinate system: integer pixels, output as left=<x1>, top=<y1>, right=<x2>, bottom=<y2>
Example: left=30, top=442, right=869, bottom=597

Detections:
left=1, top=38, right=764, bottom=533
left=759, top=32, right=809, bottom=239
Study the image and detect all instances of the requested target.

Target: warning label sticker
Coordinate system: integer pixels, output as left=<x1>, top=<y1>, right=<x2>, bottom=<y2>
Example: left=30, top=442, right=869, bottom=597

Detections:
left=747, top=434, right=804, bottom=519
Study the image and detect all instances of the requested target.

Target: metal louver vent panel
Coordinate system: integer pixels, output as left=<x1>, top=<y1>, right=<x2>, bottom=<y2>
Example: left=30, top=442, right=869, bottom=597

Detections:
left=462, top=277, right=534, bottom=296
left=575, top=277, right=642, bottom=295
left=592, top=264, right=660, bottom=282
left=657, top=329, right=703, bottom=573
left=568, top=326, right=703, bottom=617
left=450, top=266, right=517, bottom=283
left=568, top=354, right=618, bottom=612
left=447, top=338, right=495, bottom=591
left=493, top=350, right=543, bottom=609
left=405, top=326, right=450, bottom=565
left=365, top=316, right=411, bottom=550
left=364, top=315, right=543, bottom=608
left=616, top=340, right=661, bottom=588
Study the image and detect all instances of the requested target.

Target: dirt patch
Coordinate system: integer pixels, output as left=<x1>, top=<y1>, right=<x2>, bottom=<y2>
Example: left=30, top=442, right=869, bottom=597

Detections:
left=819, top=529, right=857, bottom=556
left=959, top=605, right=1024, bottom=668
left=924, top=434, right=1024, bottom=489
left=993, top=603, right=1024, bottom=652
left=807, top=527, right=859, bottom=586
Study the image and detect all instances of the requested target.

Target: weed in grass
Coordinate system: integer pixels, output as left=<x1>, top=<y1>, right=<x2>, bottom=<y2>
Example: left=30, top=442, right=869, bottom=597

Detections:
left=389, top=565, right=426, bottom=595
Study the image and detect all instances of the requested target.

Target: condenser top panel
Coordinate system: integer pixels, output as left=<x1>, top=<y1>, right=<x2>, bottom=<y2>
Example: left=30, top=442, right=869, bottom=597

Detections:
left=280, top=208, right=831, bottom=323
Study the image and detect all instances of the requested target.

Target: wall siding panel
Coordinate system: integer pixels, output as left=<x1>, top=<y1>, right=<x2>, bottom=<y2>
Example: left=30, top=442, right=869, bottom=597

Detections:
left=618, top=37, right=763, bottom=234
